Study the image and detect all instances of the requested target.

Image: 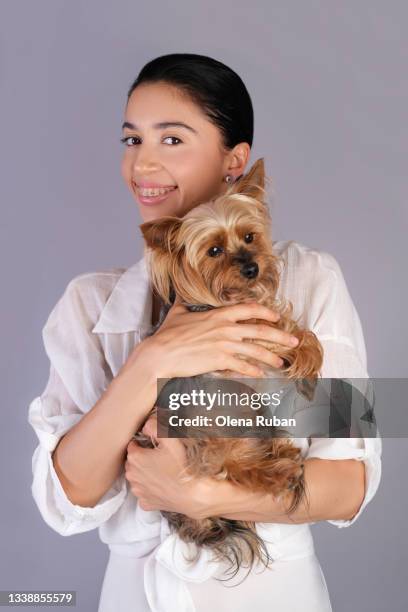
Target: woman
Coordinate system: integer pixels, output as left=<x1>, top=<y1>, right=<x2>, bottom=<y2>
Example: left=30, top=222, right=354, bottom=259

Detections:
left=28, top=53, right=382, bottom=612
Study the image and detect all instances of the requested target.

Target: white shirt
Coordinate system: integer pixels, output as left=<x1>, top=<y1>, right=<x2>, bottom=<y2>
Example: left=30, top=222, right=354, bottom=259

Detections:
left=28, top=240, right=382, bottom=612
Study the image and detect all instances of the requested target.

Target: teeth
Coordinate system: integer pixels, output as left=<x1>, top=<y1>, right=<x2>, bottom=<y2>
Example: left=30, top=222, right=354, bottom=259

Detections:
left=138, top=187, right=175, bottom=196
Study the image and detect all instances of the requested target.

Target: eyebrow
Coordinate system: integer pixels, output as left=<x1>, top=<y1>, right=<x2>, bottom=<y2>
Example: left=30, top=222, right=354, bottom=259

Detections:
left=122, top=121, right=198, bottom=134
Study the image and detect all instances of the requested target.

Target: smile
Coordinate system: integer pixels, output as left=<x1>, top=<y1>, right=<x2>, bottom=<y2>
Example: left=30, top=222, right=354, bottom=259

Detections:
left=133, top=183, right=178, bottom=205
left=138, top=186, right=176, bottom=196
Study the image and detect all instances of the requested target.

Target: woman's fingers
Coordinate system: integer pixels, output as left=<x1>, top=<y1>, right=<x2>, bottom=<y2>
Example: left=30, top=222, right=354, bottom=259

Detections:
left=172, top=302, right=298, bottom=349
left=141, top=415, right=158, bottom=439
left=218, top=301, right=281, bottom=323
left=222, top=340, right=285, bottom=369
left=223, top=357, right=266, bottom=378
left=226, top=323, right=299, bottom=348
left=143, top=299, right=295, bottom=379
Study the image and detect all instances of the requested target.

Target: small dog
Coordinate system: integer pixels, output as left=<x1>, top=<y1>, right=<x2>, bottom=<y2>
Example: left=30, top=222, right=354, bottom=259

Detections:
left=135, top=158, right=324, bottom=579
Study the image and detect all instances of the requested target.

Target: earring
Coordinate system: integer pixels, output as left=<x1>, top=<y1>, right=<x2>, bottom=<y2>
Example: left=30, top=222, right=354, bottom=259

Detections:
left=224, top=175, right=233, bottom=183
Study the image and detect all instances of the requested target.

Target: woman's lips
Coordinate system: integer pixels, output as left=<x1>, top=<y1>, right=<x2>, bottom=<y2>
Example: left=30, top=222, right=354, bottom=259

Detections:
left=134, top=183, right=177, bottom=206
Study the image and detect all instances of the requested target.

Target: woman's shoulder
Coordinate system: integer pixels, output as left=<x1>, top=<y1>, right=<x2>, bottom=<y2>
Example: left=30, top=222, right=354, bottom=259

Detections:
left=273, top=239, right=342, bottom=277
left=272, top=240, right=349, bottom=329
left=43, top=265, right=133, bottom=336
left=65, top=265, right=128, bottom=296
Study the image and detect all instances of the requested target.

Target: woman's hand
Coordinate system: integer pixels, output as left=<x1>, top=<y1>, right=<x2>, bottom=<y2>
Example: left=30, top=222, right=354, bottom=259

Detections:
left=126, top=416, right=365, bottom=524
left=124, top=300, right=299, bottom=380
left=125, top=414, right=212, bottom=519
left=124, top=414, right=295, bottom=521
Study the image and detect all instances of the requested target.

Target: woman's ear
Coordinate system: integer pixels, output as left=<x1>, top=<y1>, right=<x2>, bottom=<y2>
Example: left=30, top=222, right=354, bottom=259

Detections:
left=140, top=217, right=183, bottom=253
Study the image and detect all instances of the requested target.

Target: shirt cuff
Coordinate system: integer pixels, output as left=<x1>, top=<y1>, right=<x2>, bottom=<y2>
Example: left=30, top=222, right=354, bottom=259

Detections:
left=306, top=436, right=382, bottom=528
left=48, top=447, right=128, bottom=524
left=31, top=426, right=128, bottom=536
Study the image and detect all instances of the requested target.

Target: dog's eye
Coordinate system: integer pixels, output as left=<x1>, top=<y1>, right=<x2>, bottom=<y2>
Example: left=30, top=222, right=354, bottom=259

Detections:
left=207, top=246, right=224, bottom=257
left=244, top=233, right=254, bottom=243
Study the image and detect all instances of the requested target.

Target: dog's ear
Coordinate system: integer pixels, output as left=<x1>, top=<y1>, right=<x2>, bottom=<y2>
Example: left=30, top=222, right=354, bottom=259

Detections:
left=140, top=217, right=182, bottom=252
left=140, top=218, right=182, bottom=304
left=228, top=158, right=266, bottom=201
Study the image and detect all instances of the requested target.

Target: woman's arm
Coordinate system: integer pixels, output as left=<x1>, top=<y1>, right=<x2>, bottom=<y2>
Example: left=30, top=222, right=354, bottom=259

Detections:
left=52, top=344, right=158, bottom=508
left=126, top=435, right=366, bottom=524
left=50, top=299, right=295, bottom=510
left=196, top=456, right=365, bottom=523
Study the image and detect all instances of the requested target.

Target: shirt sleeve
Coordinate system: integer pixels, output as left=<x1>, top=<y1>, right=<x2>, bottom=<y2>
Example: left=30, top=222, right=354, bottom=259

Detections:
left=28, top=277, right=128, bottom=537
left=301, top=250, right=382, bottom=528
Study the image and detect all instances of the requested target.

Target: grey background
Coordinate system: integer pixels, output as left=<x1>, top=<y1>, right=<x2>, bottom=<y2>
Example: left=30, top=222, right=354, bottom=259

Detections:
left=1, top=0, right=406, bottom=610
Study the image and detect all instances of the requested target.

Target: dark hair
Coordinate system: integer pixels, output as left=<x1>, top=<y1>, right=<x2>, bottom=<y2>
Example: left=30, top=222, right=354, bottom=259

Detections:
left=127, top=53, right=254, bottom=151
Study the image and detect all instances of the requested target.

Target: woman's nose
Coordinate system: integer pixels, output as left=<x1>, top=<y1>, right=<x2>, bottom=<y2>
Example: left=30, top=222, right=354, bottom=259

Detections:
left=132, top=146, right=161, bottom=174
left=133, top=161, right=161, bottom=175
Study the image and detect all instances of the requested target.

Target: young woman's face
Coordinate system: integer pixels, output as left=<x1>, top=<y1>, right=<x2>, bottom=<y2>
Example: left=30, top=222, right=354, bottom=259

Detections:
left=121, top=81, right=243, bottom=221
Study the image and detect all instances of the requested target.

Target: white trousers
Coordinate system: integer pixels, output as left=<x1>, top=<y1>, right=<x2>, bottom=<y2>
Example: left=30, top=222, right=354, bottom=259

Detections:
left=98, top=551, right=333, bottom=612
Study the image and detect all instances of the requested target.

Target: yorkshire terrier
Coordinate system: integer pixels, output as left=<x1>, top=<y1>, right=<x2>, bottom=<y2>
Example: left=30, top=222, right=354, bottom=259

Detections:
left=134, top=158, right=324, bottom=579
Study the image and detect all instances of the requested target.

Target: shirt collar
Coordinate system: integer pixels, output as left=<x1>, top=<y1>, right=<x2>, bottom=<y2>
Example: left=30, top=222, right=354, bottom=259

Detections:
left=91, top=254, right=153, bottom=334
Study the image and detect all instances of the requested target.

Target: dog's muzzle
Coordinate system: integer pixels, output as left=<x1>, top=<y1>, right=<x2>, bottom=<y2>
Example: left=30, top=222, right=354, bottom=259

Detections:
left=240, top=261, right=259, bottom=279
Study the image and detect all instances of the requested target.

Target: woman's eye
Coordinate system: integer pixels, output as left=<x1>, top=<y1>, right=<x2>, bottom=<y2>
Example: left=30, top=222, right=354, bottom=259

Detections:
left=120, top=136, right=182, bottom=146
left=120, top=136, right=140, bottom=146
left=163, top=136, right=182, bottom=145
left=244, top=233, right=254, bottom=243
left=207, top=246, right=224, bottom=257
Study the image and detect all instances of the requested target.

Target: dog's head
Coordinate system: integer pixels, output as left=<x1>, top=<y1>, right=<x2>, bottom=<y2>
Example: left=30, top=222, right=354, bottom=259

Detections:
left=140, top=158, right=282, bottom=306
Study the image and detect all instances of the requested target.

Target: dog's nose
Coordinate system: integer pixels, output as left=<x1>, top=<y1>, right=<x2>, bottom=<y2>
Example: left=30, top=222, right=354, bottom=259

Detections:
left=240, top=262, right=259, bottom=279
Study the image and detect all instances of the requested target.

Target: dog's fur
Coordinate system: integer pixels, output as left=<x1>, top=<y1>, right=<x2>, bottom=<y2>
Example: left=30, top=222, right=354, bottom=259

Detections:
left=134, top=158, right=324, bottom=579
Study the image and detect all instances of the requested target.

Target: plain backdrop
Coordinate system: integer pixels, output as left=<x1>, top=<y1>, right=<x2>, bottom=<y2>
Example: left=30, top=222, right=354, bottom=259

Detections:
left=1, top=1, right=407, bottom=610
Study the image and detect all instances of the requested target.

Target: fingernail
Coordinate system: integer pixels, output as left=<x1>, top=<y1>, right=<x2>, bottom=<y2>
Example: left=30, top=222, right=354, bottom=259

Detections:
left=290, top=337, right=299, bottom=346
